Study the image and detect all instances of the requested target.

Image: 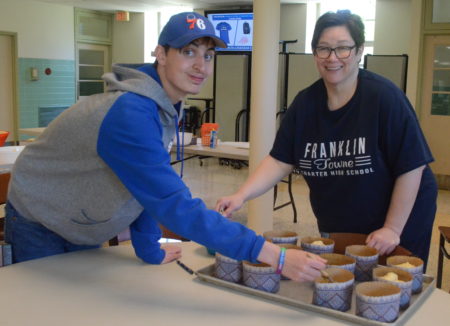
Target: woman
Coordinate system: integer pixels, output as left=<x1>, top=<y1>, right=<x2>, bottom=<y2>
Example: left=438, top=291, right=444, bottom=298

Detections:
left=216, top=10, right=437, bottom=265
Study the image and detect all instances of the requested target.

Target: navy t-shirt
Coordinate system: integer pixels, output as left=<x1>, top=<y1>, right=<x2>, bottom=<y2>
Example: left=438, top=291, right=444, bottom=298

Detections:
left=270, top=69, right=436, bottom=238
left=216, top=22, right=231, bottom=44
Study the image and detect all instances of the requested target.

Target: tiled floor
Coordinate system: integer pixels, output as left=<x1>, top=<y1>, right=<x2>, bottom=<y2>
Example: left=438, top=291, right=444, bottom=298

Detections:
left=173, top=155, right=450, bottom=292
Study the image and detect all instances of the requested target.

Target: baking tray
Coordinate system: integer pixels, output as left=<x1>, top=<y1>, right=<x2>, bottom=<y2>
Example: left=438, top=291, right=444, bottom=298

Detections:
left=196, top=264, right=435, bottom=326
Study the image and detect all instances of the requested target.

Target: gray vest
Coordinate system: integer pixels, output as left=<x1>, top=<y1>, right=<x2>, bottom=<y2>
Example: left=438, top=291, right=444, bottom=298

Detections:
left=8, top=65, right=179, bottom=244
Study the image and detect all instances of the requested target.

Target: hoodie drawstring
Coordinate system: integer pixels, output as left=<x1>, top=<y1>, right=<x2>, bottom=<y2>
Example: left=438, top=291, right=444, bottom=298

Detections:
left=174, top=112, right=185, bottom=179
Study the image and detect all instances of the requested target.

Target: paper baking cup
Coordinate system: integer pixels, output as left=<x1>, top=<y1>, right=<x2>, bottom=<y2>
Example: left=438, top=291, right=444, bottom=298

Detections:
left=373, top=266, right=413, bottom=310
left=386, top=255, right=424, bottom=294
left=242, top=261, right=280, bottom=293
left=356, top=281, right=401, bottom=323
left=214, top=252, right=242, bottom=283
left=313, top=267, right=355, bottom=312
left=263, top=230, right=298, bottom=245
left=345, top=245, right=379, bottom=282
left=320, top=253, right=356, bottom=274
left=301, top=237, right=335, bottom=255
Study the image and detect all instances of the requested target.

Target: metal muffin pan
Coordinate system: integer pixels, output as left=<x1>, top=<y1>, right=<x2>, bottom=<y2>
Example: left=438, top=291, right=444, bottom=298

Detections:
left=196, top=264, right=435, bottom=326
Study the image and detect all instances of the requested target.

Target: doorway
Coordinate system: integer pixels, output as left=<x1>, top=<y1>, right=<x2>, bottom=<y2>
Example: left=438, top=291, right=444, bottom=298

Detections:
left=420, top=35, right=450, bottom=185
left=0, top=33, right=17, bottom=143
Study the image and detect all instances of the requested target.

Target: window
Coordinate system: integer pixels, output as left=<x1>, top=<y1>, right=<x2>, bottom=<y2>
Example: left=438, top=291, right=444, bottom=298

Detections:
left=75, top=9, right=112, bottom=44
left=431, top=45, right=450, bottom=116
left=77, top=43, right=109, bottom=98
left=432, top=0, right=450, bottom=23
left=306, top=0, right=376, bottom=58
left=75, top=9, right=112, bottom=99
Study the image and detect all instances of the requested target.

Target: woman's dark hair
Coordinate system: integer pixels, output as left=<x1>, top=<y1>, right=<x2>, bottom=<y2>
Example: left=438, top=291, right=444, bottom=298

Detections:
left=311, top=10, right=365, bottom=51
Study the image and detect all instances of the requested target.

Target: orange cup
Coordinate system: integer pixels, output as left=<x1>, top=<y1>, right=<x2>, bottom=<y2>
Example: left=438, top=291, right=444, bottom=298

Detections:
left=0, top=131, right=9, bottom=146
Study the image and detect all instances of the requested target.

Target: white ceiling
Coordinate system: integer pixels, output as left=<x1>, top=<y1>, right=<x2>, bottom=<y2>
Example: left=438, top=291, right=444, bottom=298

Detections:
left=32, top=0, right=309, bottom=12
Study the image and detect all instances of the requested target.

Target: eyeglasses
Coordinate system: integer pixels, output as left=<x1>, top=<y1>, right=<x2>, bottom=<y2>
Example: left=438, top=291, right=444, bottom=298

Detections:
left=314, top=45, right=356, bottom=59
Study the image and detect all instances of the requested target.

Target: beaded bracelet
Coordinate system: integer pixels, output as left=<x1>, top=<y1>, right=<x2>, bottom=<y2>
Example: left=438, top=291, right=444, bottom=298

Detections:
left=276, top=247, right=286, bottom=275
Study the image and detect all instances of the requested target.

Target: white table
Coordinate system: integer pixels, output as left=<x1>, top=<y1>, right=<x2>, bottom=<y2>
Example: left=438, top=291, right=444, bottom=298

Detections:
left=19, top=127, right=46, bottom=137
left=176, top=143, right=249, bottom=161
left=0, top=165, right=12, bottom=174
left=172, top=142, right=298, bottom=222
left=0, top=242, right=449, bottom=326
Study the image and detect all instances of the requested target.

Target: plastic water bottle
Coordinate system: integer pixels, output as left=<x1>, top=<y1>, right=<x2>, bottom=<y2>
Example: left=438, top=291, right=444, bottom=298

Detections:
left=210, top=129, right=217, bottom=148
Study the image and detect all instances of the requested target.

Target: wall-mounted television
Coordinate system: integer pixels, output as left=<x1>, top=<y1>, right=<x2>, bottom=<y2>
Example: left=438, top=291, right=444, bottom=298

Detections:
left=205, top=10, right=253, bottom=52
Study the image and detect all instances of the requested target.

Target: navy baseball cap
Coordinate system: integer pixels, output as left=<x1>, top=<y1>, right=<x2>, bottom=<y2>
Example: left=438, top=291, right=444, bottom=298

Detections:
left=158, top=12, right=227, bottom=49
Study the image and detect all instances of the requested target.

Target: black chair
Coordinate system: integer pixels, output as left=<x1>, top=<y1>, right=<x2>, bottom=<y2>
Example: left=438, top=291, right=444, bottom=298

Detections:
left=273, top=173, right=298, bottom=223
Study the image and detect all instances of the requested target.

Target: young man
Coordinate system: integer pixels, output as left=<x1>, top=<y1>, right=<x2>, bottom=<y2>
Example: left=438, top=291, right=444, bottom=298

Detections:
left=5, top=12, right=325, bottom=281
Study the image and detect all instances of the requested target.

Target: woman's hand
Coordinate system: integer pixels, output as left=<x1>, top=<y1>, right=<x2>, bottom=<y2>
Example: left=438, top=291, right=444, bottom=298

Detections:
left=283, top=250, right=327, bottom=282
left=366, top=227, right=400, bottom=256
left=215, top=194, right=245, bottom=218
left=215, top=156, right=294, bottom=218
left=161, top=244, right=182, bottom=264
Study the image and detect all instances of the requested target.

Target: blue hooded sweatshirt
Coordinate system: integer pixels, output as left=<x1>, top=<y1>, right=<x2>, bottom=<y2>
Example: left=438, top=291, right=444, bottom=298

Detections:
left=8, top=64, right=265, bottom=264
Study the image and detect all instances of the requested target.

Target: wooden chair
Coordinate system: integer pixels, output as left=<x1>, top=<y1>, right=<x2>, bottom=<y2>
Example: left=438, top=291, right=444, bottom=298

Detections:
left=437, top=226, right=450, bottom=289
left=108, top=228, right=131, bottom=246
left=0, top=173, right=11, bottom=241
left=158, top=224, right=190, bottom=242
left=328, top=232, right=412, bottom=265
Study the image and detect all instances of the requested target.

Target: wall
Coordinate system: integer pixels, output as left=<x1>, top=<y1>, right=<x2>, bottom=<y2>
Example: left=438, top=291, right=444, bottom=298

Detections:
left=0, top=0, right=74, bottom=59
left=0, top=0, right=428, bottom=130
left=112, top=12, right=145, bottom=64
left=279, top=4, right=307, bottom=53
left=0, top=0, right=76, bottom=133
left=18, top=58, right=75, bottom=128
left=375, top=0, right=412, bottom=55
left=374, top=0, right=422, bottom=108
left=405, top=0, right=422, bottom=108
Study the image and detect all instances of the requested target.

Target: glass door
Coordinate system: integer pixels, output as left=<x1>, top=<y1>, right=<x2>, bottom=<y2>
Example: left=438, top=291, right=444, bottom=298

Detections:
left=77, top=43, right=110, bottom=99
left=420, top=35, right=450, bottom=176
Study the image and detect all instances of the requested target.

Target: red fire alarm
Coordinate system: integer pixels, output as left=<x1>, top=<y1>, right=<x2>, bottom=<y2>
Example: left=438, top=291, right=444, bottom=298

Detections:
left=45, top=68, right=52, bottom=75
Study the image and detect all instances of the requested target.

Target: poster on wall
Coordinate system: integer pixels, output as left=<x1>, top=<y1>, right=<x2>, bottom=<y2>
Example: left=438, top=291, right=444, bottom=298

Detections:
left=206, top=11, right=253, bottom=52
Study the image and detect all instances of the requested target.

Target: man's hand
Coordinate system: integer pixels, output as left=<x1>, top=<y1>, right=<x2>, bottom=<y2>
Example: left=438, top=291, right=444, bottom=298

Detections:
left=161, top=244, right=182, bottom=264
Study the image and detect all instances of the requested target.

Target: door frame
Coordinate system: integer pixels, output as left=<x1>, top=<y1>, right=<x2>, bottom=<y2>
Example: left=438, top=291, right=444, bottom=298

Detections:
left=0, top=32, right=19, bottom=143
left=420, top=34, right=450, bottom=188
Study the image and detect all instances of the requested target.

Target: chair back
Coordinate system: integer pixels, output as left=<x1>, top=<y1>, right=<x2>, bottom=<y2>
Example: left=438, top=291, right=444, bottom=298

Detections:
left=328, top=232, right=412, bottom=265
left=159, top=224, right=190, bottom=241
left=0, top=173, right=11, bottom=241
left=0, top=173, right=11, bottom=205
left=108, top=224, right=189, bottom=246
